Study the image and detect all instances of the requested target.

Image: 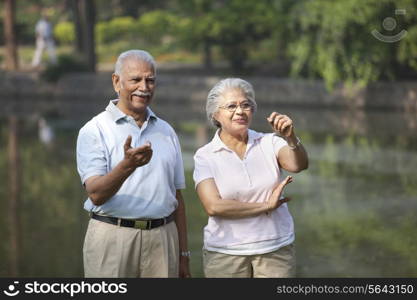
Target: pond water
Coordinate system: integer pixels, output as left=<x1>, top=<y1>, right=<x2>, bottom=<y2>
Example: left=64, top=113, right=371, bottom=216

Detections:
left=0, top=106, right=416, bottom=277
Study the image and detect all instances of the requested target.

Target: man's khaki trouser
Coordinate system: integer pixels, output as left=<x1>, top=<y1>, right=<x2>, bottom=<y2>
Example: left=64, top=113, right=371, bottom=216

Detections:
left=83, top=218, right=179, bottom=277
left=203, top=243, right=296, bottom=278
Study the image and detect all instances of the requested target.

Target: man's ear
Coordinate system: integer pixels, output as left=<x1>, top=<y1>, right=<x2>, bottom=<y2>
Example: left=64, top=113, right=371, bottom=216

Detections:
left=112, top=73, right=120, bottom=94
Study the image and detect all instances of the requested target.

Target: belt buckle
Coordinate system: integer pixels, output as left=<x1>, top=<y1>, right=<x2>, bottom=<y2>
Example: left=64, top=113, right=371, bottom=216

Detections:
left=134, top=220, right=149, bottom=230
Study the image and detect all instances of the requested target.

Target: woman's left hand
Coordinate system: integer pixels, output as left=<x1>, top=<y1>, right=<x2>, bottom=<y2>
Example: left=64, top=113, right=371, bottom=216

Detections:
left=267, top=112, right=294, bottom=138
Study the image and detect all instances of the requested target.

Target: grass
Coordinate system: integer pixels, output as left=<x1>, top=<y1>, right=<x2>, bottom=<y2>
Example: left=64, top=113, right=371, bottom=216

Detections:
left=182, top=171, right=207, bottom=278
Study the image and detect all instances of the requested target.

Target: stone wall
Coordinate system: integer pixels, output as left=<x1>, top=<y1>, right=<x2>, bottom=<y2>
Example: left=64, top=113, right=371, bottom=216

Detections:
left=1, top=71, right=417, bottom=134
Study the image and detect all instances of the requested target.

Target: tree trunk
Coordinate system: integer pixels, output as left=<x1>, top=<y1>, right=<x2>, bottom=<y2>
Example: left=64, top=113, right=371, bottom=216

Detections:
left=8, top=116, right=21, bottom=276
left=79, top=0, right=96, bottom=72
left=4, top=0, right=19, bottom=70
left=71, top=0, right=84, bottom=53
left=226, top=44, right=246, bottom=73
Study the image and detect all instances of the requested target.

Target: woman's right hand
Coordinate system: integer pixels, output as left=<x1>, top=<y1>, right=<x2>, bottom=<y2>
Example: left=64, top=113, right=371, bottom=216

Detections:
left=265, top=176, right=293, bottom=211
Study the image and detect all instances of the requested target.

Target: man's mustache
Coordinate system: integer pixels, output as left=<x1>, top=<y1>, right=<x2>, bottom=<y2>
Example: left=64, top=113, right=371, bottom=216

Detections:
left=132, top=91, right=151, bottom=97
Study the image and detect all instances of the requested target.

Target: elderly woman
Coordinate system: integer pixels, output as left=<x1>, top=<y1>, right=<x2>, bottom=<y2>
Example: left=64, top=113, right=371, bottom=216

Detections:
left=193, top=78, right=308, bottom=278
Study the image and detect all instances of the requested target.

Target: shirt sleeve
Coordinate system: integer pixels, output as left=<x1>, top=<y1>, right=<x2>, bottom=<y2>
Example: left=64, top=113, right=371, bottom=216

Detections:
left=272, top=134, right=288, bottom=157
left=171, top=130, right=186, bottom=190
left=193, top=149, right=213, bottom=188
left=76, top=122, right=108, bottom=185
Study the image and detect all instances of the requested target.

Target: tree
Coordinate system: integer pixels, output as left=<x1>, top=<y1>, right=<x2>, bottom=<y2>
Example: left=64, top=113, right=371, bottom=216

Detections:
left=80, top=0, right=96, bottom=72
left=70, top=0, right=84, bottom=53
left=3, top=0, right=19, bottom=70
left=174, top=0, right=214, bottom=69
left=286, top=0, right=417, bottom=90
left=176, top=0, right=278, bottom=71
left=70, top=0, right=96, bottom=72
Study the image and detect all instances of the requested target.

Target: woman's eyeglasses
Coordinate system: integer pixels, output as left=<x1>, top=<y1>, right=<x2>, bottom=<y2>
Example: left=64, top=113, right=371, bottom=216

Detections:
left=220, top=102, right=253, bottom=112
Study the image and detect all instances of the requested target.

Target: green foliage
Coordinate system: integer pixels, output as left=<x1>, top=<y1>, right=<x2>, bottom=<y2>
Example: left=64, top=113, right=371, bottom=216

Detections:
left=54, top=21, right=75, bottom=45
left=0, top=124, right=87, bottom=276
left=0, top=123, right=7, bottom=275
left=95, top=11, right=180, bottom=51
left=18, top=140, right=87, bottom=276
left=12, top=1, right=63, bottom=45
left=287, top=0, right=417, bottom=90
left=137, top=10, right=178, bottom=44
left=9, top=0, right=417, bottom=88
left=41, top=54, right=89, bottom=82
left=398, top=25, right=417, bottom=70
left=175, top=0, right=278, bottom=71
left=96, top=16, right=137, bottom=44
left=95, top=11, right=187, bottom=62
left=6, top=0, right=417, bottom=89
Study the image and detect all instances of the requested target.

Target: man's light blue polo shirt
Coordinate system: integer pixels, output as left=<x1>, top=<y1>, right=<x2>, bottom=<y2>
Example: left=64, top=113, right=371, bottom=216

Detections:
left=76, top=100, right=185, bottom=219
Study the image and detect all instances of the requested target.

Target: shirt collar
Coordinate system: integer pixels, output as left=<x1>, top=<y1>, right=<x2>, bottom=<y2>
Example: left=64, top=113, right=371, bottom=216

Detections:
left=105, top=99, right=157, bottom=123
left=210, top=129, right=263, bottom=153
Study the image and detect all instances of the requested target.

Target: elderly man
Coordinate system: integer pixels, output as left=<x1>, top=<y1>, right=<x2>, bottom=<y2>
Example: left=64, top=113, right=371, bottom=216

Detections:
left=76, top=49, right=191, bottom=278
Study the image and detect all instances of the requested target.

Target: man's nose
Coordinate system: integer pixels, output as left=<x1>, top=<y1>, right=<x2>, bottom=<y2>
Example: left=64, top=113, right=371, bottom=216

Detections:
left=138, top=79, right=149, bottom=91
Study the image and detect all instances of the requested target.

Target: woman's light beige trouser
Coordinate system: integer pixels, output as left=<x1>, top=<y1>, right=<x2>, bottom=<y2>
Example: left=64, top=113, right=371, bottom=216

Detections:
left=203, top=243, right=296, bottom=278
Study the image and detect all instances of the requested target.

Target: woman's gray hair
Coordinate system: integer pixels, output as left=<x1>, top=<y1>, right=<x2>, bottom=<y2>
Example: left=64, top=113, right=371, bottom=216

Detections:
left=206, top=78, right=257, bottom=127
left=114, top=49, right=156, bottom=76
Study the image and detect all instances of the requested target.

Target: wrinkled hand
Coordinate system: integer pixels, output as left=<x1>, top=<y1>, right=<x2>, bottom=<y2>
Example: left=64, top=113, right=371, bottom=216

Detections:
left=123, top=135, right=153, bottom=169
left=179, top=256, right=191, bottom=278
left=266, top=176, right=293, bottom=211
left=267, top=112, right=294, bottom=138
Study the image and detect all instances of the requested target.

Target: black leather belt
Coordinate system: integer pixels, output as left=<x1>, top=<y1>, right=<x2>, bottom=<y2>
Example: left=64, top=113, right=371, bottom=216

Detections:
left=91, top=212, right=175, bottom=230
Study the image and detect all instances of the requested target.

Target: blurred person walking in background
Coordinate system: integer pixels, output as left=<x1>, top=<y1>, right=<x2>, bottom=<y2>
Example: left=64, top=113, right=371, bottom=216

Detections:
left=193, top=78, right=308, bottom=278
left=31, top=10, right=57, bottom=68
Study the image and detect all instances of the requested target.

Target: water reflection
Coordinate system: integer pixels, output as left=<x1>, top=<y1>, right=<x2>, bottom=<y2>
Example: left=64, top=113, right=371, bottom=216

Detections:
left=0, top=107, right=416, bottom=277
left=289, top=133, right=417, bottom=277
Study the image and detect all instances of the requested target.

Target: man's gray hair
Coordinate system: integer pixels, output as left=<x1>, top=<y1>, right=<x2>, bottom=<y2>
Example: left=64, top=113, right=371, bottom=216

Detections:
left=206, top=78, right=257, bottom=127
left=114, top=49, right=156, bottom=76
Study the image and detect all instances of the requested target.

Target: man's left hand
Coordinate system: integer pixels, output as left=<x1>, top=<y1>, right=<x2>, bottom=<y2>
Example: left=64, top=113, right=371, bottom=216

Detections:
left=179, top=256, right=191, bottom=278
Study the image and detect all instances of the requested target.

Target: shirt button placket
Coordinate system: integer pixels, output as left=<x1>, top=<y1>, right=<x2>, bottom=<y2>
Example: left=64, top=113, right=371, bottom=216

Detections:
left=242, top=159, right=252, bottom=187
left=128, top=117, right=143, bottom=143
